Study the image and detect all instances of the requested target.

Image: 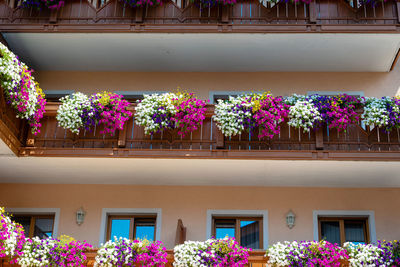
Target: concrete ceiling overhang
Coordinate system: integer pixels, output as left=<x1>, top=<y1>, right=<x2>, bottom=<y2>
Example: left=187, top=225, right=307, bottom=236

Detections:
left=3, top=33, right=400, bottom=72
left=0, top=156, right=399, bottom=187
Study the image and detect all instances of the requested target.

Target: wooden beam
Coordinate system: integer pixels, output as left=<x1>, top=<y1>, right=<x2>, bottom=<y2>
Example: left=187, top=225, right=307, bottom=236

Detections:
left=315, top=128, right=324, bottom=150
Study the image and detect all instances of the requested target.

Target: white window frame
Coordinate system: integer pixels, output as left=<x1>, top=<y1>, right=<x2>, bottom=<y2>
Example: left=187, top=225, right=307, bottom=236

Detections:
left=44, top=90, right=74, bottom=97
left=307, top=91, right=364, bottom=97
left=114, top=91, right=167, bottom=99
left=99, top=208, right=162, bottom=246
left=6, top=208, right=60, bottom=238
left=313, top=210, right=377, bottom=243
left=206, top=209, right=268, bottom=249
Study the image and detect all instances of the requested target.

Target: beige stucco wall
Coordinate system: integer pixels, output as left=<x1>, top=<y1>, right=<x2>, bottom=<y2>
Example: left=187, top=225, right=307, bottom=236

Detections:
left=36, top=63, right=400, bottom=99
left=1, top=184, right=400, bottom=248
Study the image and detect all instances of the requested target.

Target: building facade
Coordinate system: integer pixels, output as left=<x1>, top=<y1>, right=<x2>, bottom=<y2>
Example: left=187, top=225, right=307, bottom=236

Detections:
left=0, top=0, right=400, bottom=254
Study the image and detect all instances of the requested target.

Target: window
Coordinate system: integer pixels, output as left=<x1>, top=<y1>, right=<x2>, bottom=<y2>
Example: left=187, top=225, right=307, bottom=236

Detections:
left=209, top=91, right=263, bottom=104
left=212, top=217, right=263, bottom=249
left=44, top=90, right=74, bottom=102
left=114, top=91, right=166, bottom=103
left=13, top=214, right=55, bottom=239
left=107, top=215, right=156, bottom=241
left=318, top=217, right=369, bottom=246
left=307, top=91, right=364, bottom=97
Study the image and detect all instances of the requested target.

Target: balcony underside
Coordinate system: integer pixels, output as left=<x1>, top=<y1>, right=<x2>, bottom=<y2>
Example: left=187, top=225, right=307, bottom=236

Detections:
left=0, top=0, right=400, bottom=33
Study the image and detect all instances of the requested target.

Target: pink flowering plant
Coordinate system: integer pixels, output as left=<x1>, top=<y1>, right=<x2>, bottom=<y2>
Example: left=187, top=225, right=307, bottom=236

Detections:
left=0, top=43, right=46, bottom=135
left=214, top=92, right=289, bottom=139
left=95, top=237, right=167, bottom=267
left=174, top=238, right=251, bottom=267
left=0, top=207, right=25, bottom=264
left=267, top=240, right=349, bottom=267
left=135, top=92, right=207, bottom=137
left=18, top=235, right=92, bottom=267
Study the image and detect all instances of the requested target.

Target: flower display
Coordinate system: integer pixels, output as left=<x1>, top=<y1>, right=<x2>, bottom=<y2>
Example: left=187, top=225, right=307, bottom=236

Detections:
left=57, top=91, right=132, bottom=135
left=135, top=92, right=207, bottom=137
left=362, top=97, right=400, bottom=132
left=213, top=93, right=289, bottom=139
left=173, top=238, right=251, bottom=267
left=121, top=0, right=162, bottom=7
left=57, top=92, right=91, bottom=134
left=288, top=99, right=322, bottom=133
left=95, top=237, right=167, bottom=267
left=17, top=235, right=92, bottom=267
left=0, top=43, right=46, bottom=135
left=0, top=207, right=25, bottom=263
left=267, top=240, right=349, bottom=267
left=19, top=0, right=65, bottom=10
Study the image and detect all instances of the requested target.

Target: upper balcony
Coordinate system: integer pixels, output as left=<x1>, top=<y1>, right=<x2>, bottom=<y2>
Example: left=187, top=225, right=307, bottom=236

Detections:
left=0, top=0, right=400, bottom=33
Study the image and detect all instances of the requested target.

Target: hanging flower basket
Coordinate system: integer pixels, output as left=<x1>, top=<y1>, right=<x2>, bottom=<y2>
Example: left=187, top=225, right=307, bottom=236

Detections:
left=120, top=0, right=162, bottom=8
left=19, top=0, right=65, bottom=10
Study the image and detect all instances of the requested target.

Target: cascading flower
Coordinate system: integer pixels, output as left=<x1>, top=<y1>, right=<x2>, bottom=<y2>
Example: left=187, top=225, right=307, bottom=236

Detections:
left=0, top=207, right=26, bottom=264
left=135, top=92, right=207, bottom=137
left=174, top=238, right=251, bottom=267
left=344, top=242, right=392, bottom=267
left=213, top=93, right=289, bottom=139
left=18, top=235, right=92, bottom=267
left=267, top=240, right=348, bottom=267
left=288, top=99, right=322, bottom=133
left=95, top=237, right=167, bottom=267
left=0, top=43, right=46, bottom=135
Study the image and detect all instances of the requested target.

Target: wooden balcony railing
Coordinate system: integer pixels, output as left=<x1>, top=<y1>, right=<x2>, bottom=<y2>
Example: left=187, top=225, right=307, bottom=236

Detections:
left=0, top=0, right=399, bottom=33
left=0, top=250, right=351, bottom=266
left=4, top=101, right=397, bottom=160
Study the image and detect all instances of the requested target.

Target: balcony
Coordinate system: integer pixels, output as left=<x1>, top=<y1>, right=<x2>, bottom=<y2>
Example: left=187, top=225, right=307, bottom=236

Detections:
left=1, top=92, right=400, bottom=161
left=0, top=0, right=399, bottom=33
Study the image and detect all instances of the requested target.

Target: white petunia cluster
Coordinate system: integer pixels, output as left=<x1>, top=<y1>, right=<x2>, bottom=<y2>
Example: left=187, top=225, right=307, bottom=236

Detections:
left=0, top=209, right=22, bottom=258
left=344, top=242, right=389, bottom=267
left=173, top=240, right=213, bottom=267
left=213, top=95, right=251, bottom=137
left=0, top=43, right=41, bottom=121
left=288, top=99, right=322, bottom=132
left=56, top=92, right=91, bottom=134
left=17, top=237, right=55, bottom=267
left=135, top=93, right=177, bottom=134
left=362, top=97, right=390, bottom=129
left=267, top=241, right=301, bottom=267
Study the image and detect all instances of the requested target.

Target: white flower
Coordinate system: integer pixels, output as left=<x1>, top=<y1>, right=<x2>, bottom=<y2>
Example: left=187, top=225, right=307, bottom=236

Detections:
left=288, top=99, right=321, bottom=132
left=56, top=92, right=90, bottom=134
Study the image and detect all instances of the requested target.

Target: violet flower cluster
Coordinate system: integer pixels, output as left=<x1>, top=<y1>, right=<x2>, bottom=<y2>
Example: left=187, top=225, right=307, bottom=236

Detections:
left=267, top=240, right=349, bottom=267
left=19, top=0, right=65, bottom=10
left=121, top=0, right=162, bottom=7
left=0, top=43, right=46, bottom=135
left=95, top=237, right=167, bottom=267
left=135, top=92, right=207, bottom=137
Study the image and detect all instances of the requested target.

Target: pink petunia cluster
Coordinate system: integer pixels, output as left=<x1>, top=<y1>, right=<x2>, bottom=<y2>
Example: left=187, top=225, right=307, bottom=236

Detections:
left=208, top=238, right=251, bottom=266
left=172, top=94, right=207, bottom=137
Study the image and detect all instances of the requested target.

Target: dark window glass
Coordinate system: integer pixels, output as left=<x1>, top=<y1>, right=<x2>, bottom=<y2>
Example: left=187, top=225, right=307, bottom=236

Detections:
left=345, top=221, right=366, bottom=244
left=321, top=221, right=341, bottom=245
left=110, top=219, right=131, bottom=239
left=240, top=220, right=260, bottom=249
left=12, top=215, right=54, bottom=238
left=215, top=220, right=236, bottom=239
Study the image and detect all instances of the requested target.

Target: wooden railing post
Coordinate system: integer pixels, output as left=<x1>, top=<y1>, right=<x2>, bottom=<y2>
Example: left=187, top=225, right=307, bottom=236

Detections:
left=135, top=7, right=144, bottom=23
left=118, top=127, right=127, bottom=148
left=315, top=128, right=324, bottom=150
left=396, top=0, right=400, bottom=23
left=26, top=130, right=35, bottom=147
left=49, top=9, right=58, bottom=24
left=309, top=0, right=317, bottom=23
left=216, top=129, right=225, bottom=149
left=220, top=5, right=229, bottom=23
